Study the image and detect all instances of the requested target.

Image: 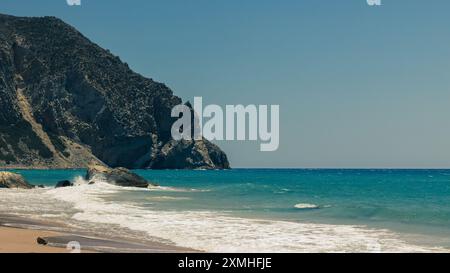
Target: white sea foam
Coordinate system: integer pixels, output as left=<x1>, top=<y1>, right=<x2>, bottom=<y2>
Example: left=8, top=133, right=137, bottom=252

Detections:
left=294, top=203, right=320, bottom=209
left=147, top=185, right=209, bottom=192
left=0, top=182, right=447, bottom=253
left=73, top=175, right=90, bottom=186
left=0, top=188, right=76, bottom=220
left=144, top=196, right=191, bottom=201
left=43, top=182, right=447, bottom=253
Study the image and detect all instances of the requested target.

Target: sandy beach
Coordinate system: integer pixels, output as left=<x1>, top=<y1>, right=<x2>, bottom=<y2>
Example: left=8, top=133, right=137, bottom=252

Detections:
left=0, top=227, right=70, bottom=253
left=0, top=214, right=196, bottom=253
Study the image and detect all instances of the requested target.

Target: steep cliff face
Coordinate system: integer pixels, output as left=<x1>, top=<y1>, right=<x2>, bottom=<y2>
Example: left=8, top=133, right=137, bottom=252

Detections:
left=0, top=14, right=230, bottom=169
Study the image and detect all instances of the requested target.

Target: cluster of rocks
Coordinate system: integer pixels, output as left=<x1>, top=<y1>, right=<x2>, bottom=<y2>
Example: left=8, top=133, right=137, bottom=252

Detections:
left=0, top=165, right=156, bottom=189
left=0, top=171, right=34, bottom=189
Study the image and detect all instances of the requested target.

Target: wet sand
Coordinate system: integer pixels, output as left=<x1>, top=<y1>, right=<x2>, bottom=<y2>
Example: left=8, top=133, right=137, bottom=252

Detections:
left=0, top=214, right=197, bottom=253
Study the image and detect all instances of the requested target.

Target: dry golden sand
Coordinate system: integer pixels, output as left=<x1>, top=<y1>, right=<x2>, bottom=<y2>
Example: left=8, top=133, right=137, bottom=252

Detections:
left=0, top=226, right=70, bottom=253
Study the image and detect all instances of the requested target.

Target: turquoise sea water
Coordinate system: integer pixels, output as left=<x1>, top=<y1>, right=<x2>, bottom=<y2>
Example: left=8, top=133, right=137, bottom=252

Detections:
left=2, top=169, right=450, bottom=252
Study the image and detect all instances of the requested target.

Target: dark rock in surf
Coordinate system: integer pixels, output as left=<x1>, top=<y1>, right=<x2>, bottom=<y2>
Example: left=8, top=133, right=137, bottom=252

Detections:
left=86, top=164, right=155, bottom=188
left=55, top=180, right=74, bottom=188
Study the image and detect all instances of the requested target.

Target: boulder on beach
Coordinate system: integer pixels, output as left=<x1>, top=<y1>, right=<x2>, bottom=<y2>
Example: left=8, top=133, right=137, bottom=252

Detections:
left=85, top=165, right=155, bottom=188
left=36, top=237, right=48, bottom=245
left=0, top=172, right=34, bottom=189
left=55, top=180, right=74, bottom=188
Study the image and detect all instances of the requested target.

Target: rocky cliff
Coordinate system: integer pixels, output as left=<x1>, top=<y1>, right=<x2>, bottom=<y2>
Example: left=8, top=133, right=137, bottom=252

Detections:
left=0, top=14, right=229, bottom=169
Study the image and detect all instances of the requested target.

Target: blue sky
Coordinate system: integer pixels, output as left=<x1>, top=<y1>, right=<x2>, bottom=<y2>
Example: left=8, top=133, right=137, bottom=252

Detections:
left=2, top=0, right=450, bottom=168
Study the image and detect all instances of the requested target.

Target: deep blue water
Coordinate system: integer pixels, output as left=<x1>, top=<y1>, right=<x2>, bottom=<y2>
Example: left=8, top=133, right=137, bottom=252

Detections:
left=145, top=169, right=450, bottom=238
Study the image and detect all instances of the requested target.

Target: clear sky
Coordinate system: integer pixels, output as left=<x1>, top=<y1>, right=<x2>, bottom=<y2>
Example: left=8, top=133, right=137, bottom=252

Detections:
left=1, top=0, right=450, bottom=168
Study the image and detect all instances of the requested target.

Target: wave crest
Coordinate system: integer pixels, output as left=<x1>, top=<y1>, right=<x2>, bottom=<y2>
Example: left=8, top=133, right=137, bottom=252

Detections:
left=294, top=203, right=320, bottom=209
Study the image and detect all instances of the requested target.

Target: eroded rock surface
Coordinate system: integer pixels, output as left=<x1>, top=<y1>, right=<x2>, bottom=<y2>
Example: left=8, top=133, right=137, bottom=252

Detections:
left=0, top=14, right=229, bottom=170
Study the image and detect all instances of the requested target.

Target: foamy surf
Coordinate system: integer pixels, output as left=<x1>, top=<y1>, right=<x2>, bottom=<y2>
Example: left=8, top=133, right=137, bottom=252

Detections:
left=147, top=185, right=210, bottom=192
left=40, top=182, right=447, bottom=253
left=294, top=203, right=320, bottom=209
left=0, top=175, right=446, bottom=253
left=144, top=196, right=191, bottom=201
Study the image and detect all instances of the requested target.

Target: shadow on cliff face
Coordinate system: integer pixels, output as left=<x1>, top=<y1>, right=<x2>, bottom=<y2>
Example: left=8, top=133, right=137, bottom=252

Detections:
left=0, top=14, right=230, bottom=169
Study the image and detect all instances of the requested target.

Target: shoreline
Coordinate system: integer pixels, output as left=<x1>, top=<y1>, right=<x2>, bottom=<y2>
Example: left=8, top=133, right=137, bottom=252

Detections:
left=0, top=214, right=198, bottom=253
left=2, top=169, right=449, bottom=253
left=0, top=226, right=71, bottom=253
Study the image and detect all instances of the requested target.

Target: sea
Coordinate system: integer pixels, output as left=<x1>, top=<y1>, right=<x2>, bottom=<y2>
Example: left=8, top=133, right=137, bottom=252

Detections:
left=1, top=168, right=450, bottom=252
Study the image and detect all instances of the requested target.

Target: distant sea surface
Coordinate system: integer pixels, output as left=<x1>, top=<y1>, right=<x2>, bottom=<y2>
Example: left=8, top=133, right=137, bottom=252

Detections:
left=1, top=169, right=450, bottom=252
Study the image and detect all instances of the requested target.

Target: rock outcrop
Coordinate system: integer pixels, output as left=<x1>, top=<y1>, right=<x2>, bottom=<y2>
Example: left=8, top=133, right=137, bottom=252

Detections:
left=86, top=165, right=154, bottom=188
left=55, top=180, right=73, bottom=188
left=0, top=13, right=230, bottom=170
left=151, top=139, right=230, bottom=169
left=0, top=171, right=33, bottom=189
